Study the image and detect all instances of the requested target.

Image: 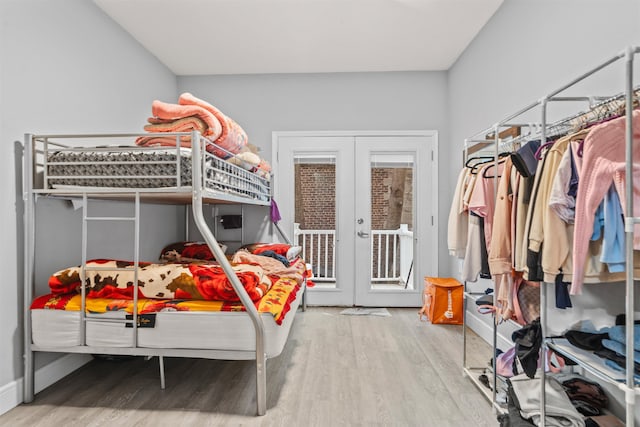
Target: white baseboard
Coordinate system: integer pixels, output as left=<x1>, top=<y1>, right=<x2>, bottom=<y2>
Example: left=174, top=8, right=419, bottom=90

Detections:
left=0, top=353, right=92, bottom=416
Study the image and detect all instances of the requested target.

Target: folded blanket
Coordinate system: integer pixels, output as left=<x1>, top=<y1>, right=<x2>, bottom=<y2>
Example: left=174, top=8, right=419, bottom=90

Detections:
left=134, top=135, right=234, bottom=157
left=135, top=135, right=201, bottom=151
left=232, top=250, right=305, bottom=284
left=48, top=259, right=271, bottom=302
left=151, top=99, right=222, bottom=140
left=179, top=92, right=248, bottom=156
left=143, top=116, right=208, bottom=134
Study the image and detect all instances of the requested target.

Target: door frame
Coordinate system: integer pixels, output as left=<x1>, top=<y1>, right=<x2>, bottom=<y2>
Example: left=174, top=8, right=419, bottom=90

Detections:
left=272, top=130, right=439, bottom=307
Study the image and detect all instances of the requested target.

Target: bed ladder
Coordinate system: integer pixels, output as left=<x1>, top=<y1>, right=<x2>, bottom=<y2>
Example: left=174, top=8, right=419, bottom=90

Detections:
left=79, top=192, right=167, bottom=389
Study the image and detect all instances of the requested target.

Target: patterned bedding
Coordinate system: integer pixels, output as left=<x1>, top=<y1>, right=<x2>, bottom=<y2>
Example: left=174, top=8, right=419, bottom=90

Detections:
left=32, top=275, right=300, bottom=325
left=48, top=259, right=273, bottom=302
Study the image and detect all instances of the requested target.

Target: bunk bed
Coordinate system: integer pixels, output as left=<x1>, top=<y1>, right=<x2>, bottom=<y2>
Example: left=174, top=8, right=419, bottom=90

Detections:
left=22, top=130, right=303, bottom=416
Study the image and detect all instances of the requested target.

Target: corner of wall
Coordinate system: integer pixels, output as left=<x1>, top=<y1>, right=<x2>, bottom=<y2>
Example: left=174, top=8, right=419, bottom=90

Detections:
left=0, top=352, right=92, bottom=416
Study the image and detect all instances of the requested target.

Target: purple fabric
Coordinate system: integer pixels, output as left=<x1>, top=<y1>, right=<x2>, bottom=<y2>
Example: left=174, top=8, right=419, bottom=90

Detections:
left=270, top=199, right=281, bottom=224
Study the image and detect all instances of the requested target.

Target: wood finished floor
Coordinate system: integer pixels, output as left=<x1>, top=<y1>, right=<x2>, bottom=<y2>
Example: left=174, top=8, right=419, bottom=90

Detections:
left=1, top=307, right=499, bottom=426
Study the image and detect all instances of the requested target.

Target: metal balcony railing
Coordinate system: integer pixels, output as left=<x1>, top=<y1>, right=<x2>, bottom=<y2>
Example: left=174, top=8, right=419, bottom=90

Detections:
left=293, top=223, right=413, bottom=286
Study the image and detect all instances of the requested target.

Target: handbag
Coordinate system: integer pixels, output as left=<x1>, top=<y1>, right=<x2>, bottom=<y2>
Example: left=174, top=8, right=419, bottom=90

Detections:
left=418, top=277, right=464, bottom=325
left=512, top=277, right=540, bottom=326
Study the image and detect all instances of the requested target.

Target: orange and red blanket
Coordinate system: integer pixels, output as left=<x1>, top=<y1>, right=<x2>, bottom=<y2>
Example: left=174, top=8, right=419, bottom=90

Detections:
left=33, top=276, right=300, bottom=325
left=48, top=259, right=272, bottom=302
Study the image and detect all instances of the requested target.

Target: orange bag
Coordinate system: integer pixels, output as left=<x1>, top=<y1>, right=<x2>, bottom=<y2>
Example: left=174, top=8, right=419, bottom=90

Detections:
left=418, top=277, right=464, bottom=325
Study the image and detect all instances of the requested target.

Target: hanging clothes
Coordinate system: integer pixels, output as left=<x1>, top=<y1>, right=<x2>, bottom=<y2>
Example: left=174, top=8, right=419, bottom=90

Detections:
left=548, top=142, right=577, bottom=223
left=462, top=213, right=484, bottom=282
left=572, top=110, right=640, bottom=294
left=489, top=157, right=515, bottom=275
left=529, top=130, right=589, bottom=284
left=447, top=167, right=471, bottom=258
left=488, top=157, right=516, bottom=320
left=544, top=136, right=627, bottom=286
left=513, top=174, right=530, bottom=273
left=468, top=161, right=505, bottom=253
left=519, top=142, right=553, bottom=281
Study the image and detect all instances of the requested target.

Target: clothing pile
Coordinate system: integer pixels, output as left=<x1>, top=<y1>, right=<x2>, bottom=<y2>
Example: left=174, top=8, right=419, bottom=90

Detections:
left=499, top=372, right=623, bottom=427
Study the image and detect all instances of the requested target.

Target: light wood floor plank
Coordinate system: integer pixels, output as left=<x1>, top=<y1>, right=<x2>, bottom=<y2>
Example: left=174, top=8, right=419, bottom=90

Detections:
left=0, top=307, right=499, bottom=426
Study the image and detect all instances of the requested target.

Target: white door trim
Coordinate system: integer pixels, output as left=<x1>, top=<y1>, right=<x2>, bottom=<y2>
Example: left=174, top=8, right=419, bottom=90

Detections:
left=272, top=130, right=439, bottom=307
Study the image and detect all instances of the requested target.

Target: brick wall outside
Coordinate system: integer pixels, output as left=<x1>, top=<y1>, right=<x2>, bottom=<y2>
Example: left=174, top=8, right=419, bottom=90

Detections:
left=294, top=164, right=336, bottom=229
left=371, top=169, right=391, bottom=229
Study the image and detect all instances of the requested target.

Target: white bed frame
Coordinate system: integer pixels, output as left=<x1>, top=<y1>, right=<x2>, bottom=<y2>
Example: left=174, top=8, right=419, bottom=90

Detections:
left=22, top=131, right=302, bottom=415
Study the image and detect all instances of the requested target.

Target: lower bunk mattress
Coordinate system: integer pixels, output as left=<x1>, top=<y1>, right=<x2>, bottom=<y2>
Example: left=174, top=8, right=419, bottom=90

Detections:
left=30, top=279, right=302, bottom=359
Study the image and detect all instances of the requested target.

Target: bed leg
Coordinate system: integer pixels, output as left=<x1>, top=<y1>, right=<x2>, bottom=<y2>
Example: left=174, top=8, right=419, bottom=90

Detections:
left=159, top=356, right=166, bottom=389
left=301, top=279, right=307, bottom=312
left=24, top=349, right=34, bottom=403
left=256, top=353, right=266, bottom=416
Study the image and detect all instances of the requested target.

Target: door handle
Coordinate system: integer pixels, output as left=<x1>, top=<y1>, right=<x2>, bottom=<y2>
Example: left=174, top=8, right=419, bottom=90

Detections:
left=357, top=230, right=370, bottom=238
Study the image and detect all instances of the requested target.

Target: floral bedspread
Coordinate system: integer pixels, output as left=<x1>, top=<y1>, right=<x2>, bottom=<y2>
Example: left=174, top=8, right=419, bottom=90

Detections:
left=33, top=276, right=300, bottom=325
left=48, top=259, right=272, bottom=302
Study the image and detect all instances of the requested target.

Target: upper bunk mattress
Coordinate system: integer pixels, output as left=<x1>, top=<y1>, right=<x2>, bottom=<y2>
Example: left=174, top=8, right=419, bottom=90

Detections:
left=47, top=148, right=194, bottom=189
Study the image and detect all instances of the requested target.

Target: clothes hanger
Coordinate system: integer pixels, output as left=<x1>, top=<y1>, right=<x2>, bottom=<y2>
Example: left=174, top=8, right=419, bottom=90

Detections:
left=465, top=155, right=495, bottom=169
left=480, top=154, right=510, bottom=179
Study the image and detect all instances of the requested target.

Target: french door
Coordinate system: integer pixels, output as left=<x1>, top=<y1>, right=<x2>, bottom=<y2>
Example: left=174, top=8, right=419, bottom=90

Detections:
left=273, top=131, right=438, bottom=307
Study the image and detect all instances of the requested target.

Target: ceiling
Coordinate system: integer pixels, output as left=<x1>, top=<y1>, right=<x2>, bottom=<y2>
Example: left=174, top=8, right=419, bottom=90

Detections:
left=94, top=0, right=503, bottom=76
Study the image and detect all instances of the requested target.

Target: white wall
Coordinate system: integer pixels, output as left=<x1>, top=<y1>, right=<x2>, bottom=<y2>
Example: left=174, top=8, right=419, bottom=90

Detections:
left=0, top=0, right=179, bottom=415
left=177, top=71, right=450, bottom=273
left=448, top=0, right=640, bottom=421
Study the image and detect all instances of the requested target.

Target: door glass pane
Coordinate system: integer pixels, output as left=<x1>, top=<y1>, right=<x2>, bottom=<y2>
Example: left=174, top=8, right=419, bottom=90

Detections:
left=293, top=154, right=337, bottom=289
left=370, top=153, right=415, bottom=291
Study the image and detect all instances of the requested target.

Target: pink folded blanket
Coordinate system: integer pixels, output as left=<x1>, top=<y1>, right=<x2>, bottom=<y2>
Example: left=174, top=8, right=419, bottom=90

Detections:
left=179, top=92, right=248, bottom=157
left=135, top=135, right=194, bottom=150
left=151, top=99, right=222, bottom=140
left=143, top=116, right=208, bottom=134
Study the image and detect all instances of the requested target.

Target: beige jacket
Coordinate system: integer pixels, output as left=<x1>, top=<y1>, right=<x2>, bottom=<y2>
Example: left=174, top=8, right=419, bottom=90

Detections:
left=447, top=168, right=470, bottom=258
left=488, top=157, right=514, bottom=275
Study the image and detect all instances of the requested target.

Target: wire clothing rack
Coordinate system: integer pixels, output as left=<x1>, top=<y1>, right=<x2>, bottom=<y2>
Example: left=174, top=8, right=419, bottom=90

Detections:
left=460, top=45, right=640, bottom=424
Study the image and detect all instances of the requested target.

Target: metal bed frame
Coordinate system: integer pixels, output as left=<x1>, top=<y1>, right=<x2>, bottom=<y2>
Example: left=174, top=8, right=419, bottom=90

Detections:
left=22, top=130, right=294, bottom=416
